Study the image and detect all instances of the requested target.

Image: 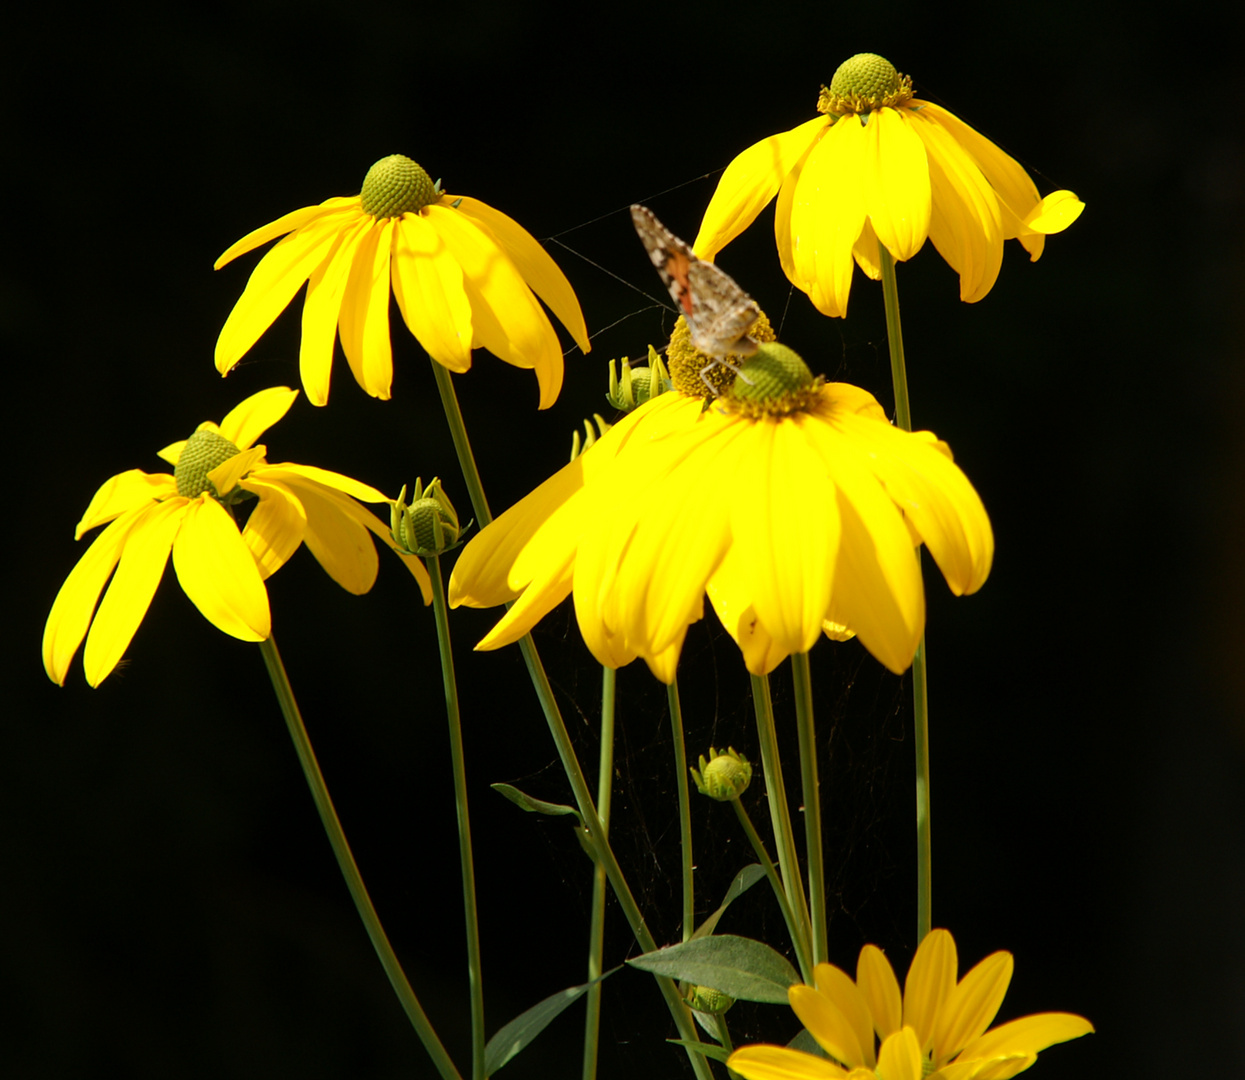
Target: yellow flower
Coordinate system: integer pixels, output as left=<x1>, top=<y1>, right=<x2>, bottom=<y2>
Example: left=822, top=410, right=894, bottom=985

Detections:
left=214, top=154, right=590, bottom=407
left=43, top=387, right=431, bottom=687
left=448, top=350, right=992, bottom=682
left=728, top=929, right=1093, bottom=1080
left=694, top=54, right=1085, bottom=318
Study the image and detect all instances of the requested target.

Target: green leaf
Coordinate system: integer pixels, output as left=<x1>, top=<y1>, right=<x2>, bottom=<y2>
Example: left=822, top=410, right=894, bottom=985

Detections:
left=490, top=783, right=580, bottom=820
left=483, top=970, right=618, bottom=1074
left=626, top=935, right=799, bottom=1004
left=692, top=863, right=767, bottom=939
left=665, top=1038, right=732, bottom=1065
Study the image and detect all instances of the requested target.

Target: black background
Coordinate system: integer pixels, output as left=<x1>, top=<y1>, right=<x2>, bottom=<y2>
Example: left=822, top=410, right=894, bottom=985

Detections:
left=6, top=2, right=1245, bottom=1076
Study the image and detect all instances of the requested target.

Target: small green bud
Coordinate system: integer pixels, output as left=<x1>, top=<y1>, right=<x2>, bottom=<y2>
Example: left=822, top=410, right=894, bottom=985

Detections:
left=390, top=478, right=462, bottom=555
left=570, top=414, right=612, bottom=462
left=606, top=346, right=670, bottom=411
left=690, top=747, right=752, bottom=801
left=684, top=983, right=734, bottom=1015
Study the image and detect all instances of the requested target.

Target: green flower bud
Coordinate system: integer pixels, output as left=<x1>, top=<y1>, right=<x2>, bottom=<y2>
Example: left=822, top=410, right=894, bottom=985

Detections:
left=690, top=747, right=752, bottom=801
left=570, top=414, right=612, bottom=462
left=607, top=346, right=670, bottom=411
left=684, top=983, right=734, bottom=1015
left=390, top=478, right=462, bottom=555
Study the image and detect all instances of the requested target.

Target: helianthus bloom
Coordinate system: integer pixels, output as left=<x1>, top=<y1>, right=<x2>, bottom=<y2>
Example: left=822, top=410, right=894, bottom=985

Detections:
left=693, top=53, right=1085, bottom=318
left=214, top=154, right=590, bottom=407
left=728, top=928, right=1093, bottom=1080
left=448, top=342, right=992, bottom=682
left=44, top=387, right=431, bottom=687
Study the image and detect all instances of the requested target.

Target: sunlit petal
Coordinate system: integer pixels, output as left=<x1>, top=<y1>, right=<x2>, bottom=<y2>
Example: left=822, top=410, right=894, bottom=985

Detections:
left=217, top=387, right=300, bottom=450
left=337, top=218, right=395, bottom=400
left=956, top=1013, right=1094, bottom=1063
left=790, top=983, right=866, bottom=1068
left=933, top=952, right=1013, bottom=1063
left=75, top=470, right=176, bottom=538
left=391, top=213, right=474, bottom=371
left=813, top=963, right=877, bottom=1069
left=213, top=198, right=355, bottom=268
left=858, top=945, right=903, bottom=1040
left=172, top=497, right=270, bottom=640
left=863, top=108, right=931, bottom=260
left=300, top=216, right=372, bottom=405
left=904, top=930, right=958, bottom=1053
left=238, top=475, right=307, bottom=579
left=729, top=1044, right=849, bottom=1080
left=877, top=1028, right=923, bottom=1080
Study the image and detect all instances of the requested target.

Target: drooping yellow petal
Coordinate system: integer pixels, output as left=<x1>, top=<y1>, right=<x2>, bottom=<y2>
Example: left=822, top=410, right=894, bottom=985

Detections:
left=237, top=475, right=308, bottom=580
left=932, top=951, right=1013, bottom=1064
left=157, top=441, right=186, bottom=466
left=83, top=500, right=189, bottom=686
left=217, top=386, right=300, bottom=450
left=857, top=945, right=903, bottom=1040
left=904, top=929, right=958, bottom=1053
left=728, top=1044, right=849, bottom=1080
left=282, top=480, right=380, bottom=595
left=877, top=1028, right=923, bottom=1080
left=391, top=212, right=474, bottom=372
left=172, top=497, right=270, bottom=640
left=213, top=198, right=356, bottom=268
left=207, top=445, right=265, bottom=495
left=1022, top=190, right=1085, bottom=236
left=427, top=204, right=563, bottom=408
left=706, top=548, right=786, bottom=676
left=300, top=216, right=372, bottom=405
left=260, top=463, right=389, bottom=504
left=478, top=557, right=576, bottom=651
left=788, top=115, right=870, bottom=317
left=695, top=116, right=829, bottom=259
left=215, top=209, right=360, bottom=375
left=75, top=470, right=176, bottom=538
left=453, top=197, right=590, bottom=353
left=863, top=108, right=931, bottom=261
left=44, top=503, right=163, bottom=685
left=955, top=1013, right=1093, bottom=1065
left=789, top=984, right=866, bottom=1068
left=337, top=217, right=396, bottom=400
left=812, top=963, right=878, bottom=1069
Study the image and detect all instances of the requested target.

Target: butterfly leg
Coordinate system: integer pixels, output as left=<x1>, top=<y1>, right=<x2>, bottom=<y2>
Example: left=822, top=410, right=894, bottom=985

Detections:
left=698, top=357, right=756, bottom=397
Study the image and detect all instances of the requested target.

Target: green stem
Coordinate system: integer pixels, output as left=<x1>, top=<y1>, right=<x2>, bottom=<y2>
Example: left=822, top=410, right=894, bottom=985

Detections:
left=791, top=654, right=827, bottom=967
left=749, top=674, right=813, bottom=948
left=430, top=362, right=712, bottom=1080
left=879, top=247, right=932, bottom=944
left=257, top=636, right=462, bottom=1080
left=426, top=556, right=485, bottom=1080
left=668, top=679, right=694, bottom=942
left=729, top=798, right=812, bottom=983
left=581, top=666, right=616, bottom=1080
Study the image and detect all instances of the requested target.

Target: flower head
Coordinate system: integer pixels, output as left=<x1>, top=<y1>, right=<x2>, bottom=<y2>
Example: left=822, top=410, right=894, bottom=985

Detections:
left=728, top=929, right=1093, bottom=1080
left=214, top=154, right=590, bottom=407
left=694, top=54, right=1085, bottom=318
left=448, top=341, right=992, bottom=682
left=44, top=387, right=431, bottom=687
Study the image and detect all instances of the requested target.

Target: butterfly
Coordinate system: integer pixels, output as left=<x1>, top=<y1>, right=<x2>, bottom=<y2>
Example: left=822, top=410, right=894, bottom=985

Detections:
left=630, top=205, right=760, bottom=395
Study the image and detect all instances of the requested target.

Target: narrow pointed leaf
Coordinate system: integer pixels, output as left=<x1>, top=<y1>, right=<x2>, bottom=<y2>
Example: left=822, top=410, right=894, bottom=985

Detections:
left=693, top=863, right=767, bottom=939
left=666, top=1039, right=732, bottom=1065
left=491, top=782, right=581, bottom=820
left=627, top=935, right=800, bottom=1004
left=483, top=971, right=617, bottom=1074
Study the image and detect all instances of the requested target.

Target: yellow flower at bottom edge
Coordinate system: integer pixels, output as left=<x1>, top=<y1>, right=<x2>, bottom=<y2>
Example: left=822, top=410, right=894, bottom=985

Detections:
left=43, top=386, right=432, bottom=687
left=693, top=53, right=1085, bottom=318
left=448, top=345, right=993, bottom=682
left=214, top=154, right=590, bottom=408
left=728, top=929, right=1093, bottom=1080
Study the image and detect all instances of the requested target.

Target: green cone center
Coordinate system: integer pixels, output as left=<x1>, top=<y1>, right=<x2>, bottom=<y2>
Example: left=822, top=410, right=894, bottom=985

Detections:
left=361, top=155, right=439, bottom=218
left=175, top=429, right=242, bottom=498
left=819, top=53, right=913, bottom=115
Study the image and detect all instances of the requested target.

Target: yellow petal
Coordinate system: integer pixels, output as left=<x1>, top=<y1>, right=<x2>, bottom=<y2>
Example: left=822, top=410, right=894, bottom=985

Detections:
left=213, top=198, right=356, bottom=269
left=337, top=217, right=396, bottom=400
left=857, top=945, right=903, bottom=1040
left=427, top=204, right=563, bottom=409
left=157, top=440, right=186, bottom=466
left=695, top=116, right=829, bottom=259
left=728, top=1044, right=848, bottom=1080
left=955, top=1013, right=1093, bottom=1064
left=83, top=500, right=189, bottom=686
left=283, top=480, right=380, bottom=595
left=391, top=213, right=474, bottom=371
left=813, top=963, right=878, bottom=1069
left=453, top=197, right=590, bottom=352
left=215, top=209, right=361, bottom=375
left=207, top=445, right=265, bottom=495
left=903, top=930, right=958, bottom=1053
left=478, top=557, right=576, bottom=651
left=172, top=497, right=271, bottom=640
left=864, top=108, right=931, bottom=261
left=909, top=113, right=1003, bottom=303
left=788, top=116, right=869, bottom=317
left=877, top=1028, right=923, bottom=1080
left=217, top=386, right=300, bottom=450
left=933, top=952, right=1013, bottom=1064
left=44, top=503, right=163, bottom=685
left=789, top=984, right=866, bottom=1068
left=300, top=216, right=372, bottom=405
left=1022, top=190, right=1085, bottom=235
left=238, top=475, right=308, bottom=579
left=259, top=463, right=389, bottom=503
left=75, top=470, right=176, bottom=539
left=706, top=548, right=786, bottom=676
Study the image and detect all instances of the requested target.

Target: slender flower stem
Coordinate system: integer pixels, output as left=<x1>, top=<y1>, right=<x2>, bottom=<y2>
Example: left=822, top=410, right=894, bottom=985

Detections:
left=581, top=666, right=616, bottom=1080
left=667, top=678, right=695, bottom=942
left=790, top=654, right=827, bottom=966
left=257, top=635, right=462, bottom=1080
left=749, top=674, right=813, bottom=949
left=729, top=797, right=813, bottom=983
left=879, top=247, right=933, bottom=944
left=426, top=555, right=485, bottom=1080
left=430, top=362, right=712, bottom=1080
